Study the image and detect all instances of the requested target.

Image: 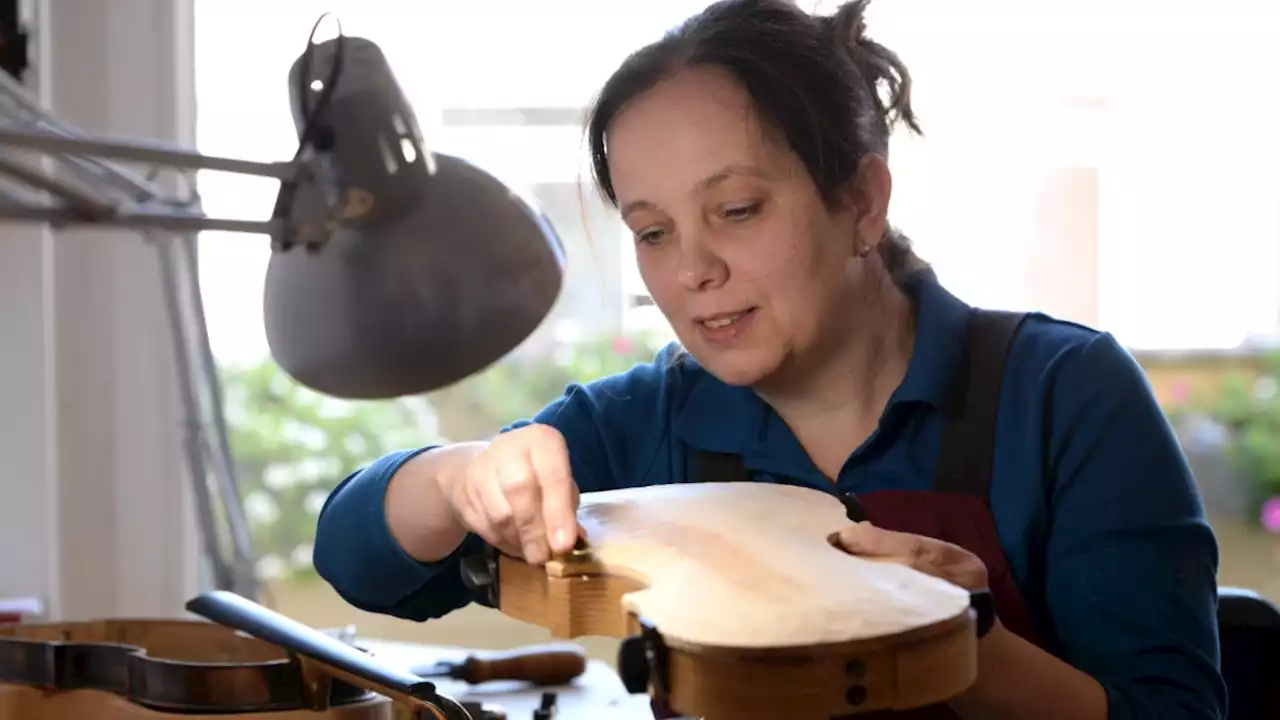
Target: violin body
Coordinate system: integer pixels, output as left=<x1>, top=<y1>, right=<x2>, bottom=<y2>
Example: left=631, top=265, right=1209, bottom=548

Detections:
left=0, top=685, right=389, bottom=720
left=0, top=593, right=472, bottom=720
left=464, top=482, right=986, bottom=719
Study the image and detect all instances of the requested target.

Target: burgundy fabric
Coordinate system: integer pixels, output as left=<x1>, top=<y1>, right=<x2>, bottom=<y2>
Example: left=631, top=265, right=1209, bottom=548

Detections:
left=855, top=489, right=1043, bottom=647
left=847, top=488, right=1045, bottom=719
left=649, top=488, right=1044, bottom=719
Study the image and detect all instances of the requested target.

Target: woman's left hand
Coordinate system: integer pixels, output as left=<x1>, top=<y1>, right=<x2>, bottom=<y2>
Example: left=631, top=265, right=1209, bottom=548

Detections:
left=832, top=522, right=990, bottom=592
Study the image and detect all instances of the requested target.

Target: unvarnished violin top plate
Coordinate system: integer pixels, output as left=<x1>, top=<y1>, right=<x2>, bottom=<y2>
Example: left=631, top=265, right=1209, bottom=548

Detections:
left=549, top=482, right=970, bottom=650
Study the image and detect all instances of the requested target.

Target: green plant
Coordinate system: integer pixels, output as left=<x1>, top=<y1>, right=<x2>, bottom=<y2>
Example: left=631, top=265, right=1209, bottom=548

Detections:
left=218, top=330, right=668, bottom=582
left=425, top=331, right=670, bottom=441
left=220, top=360, right=441, bottom=582
left=1204, top=351, right=1280, bottom=525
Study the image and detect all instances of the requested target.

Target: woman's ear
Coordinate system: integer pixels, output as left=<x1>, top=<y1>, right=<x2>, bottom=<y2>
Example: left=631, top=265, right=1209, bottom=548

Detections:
left=848, top=153, right=892, bottom=255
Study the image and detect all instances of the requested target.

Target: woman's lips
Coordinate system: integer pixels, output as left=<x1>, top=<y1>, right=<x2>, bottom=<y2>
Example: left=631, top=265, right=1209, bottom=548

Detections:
left=694, top=307, right=758, bottom=344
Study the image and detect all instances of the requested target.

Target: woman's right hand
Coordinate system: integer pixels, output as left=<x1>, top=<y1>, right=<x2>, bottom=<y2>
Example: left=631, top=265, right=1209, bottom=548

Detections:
left=441, top=423, right=581, bottom=565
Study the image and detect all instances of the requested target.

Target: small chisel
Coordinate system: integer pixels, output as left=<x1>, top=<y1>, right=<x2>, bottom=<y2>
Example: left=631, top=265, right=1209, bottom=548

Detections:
left=410, top=644, right=587, bottom=686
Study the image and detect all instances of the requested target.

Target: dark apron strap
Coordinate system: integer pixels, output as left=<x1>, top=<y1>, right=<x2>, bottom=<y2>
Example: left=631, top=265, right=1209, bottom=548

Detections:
left=931, top=310, right=1027, bottom=500
left=695, top=449, right=750, bottom=484
left=692, top=309, right=1028, bottom=503
left=696, top=449, right=870, bottom=520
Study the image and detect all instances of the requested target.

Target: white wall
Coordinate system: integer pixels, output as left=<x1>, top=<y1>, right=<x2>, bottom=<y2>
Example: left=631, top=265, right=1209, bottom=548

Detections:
left=0, top=0, right=201, bottom=620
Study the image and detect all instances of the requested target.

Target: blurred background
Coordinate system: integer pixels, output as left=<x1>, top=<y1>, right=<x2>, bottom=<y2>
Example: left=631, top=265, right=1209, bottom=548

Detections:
left=3, top=0, right=1280, bottom=669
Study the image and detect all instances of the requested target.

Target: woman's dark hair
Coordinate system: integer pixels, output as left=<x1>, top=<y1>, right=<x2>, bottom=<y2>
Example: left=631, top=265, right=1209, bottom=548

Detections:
left=585, top=0, right=928, bottom=280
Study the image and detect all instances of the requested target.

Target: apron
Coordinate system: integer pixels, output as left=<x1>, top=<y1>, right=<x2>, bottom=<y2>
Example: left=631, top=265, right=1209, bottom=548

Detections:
left=654, top=309, right=1048, bottom=719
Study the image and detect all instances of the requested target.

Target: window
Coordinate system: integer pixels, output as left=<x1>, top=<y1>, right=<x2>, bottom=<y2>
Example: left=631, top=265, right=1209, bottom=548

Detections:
left=195, top=1, right=1280, bottom=641
left=814, top=2, right=1280, bottom=349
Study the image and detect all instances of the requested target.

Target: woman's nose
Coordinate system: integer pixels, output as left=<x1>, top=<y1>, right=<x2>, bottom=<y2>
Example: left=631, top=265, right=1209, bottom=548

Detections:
left=676, top=236, right=728, bottom=291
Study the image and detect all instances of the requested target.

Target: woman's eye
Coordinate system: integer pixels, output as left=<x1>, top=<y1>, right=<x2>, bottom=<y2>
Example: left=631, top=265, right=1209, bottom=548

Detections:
left=635, top=227, right=666, bottom=245
left=721, top=202, right=761, bottom=221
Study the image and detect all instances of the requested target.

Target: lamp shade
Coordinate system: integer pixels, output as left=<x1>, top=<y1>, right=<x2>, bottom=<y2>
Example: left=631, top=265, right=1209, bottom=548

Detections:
left=263, top=35, right=565, bottom=399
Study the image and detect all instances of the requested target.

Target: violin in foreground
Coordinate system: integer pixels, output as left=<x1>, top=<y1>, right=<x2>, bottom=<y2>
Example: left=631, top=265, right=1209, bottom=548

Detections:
left=0, top=589, right=472, bottom=720
left=461, top=482, right=996, bottom=720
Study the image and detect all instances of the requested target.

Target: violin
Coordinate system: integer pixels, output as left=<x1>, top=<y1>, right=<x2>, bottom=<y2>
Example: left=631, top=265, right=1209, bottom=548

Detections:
left=461, top=482, right=995, bottom=720
left=0, top=590, right=472, bottom=720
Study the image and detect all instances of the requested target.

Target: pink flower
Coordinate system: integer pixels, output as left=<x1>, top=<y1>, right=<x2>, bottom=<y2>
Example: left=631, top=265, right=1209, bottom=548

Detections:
left=1261, top=496, right=1280, bottom=534
left=611, top=336, right=634, bottom=355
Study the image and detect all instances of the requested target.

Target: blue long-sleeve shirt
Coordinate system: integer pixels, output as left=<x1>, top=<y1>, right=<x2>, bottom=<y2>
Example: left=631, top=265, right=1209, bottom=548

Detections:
left=314, top=271, right=1227, bottom=720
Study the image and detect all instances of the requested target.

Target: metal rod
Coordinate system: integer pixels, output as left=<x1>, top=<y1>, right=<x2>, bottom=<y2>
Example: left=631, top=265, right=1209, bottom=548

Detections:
left=172, top=232, right=259, bottom=595
left=0, top=69, right=169, bottom=198
left=0, top=203, right=279, bottom=235
left=0, top=151, right=116, bottom=211
left=0, top=182, right=37, bottom=204
left=0, top=62, right=267, bottom=600
left=0, top=127, right=163, bottom=203
left=0, top=127, right=298, bottom=180
left=153, top=234, right=238, bottom=594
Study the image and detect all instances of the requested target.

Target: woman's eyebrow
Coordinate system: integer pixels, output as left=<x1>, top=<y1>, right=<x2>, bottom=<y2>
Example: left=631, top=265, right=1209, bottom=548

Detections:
left=621, top=163, right=770, bottom=218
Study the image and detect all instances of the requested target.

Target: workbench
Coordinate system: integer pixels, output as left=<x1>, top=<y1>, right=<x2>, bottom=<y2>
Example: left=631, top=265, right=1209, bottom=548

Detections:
left=359, top=639, right=655, bottom=719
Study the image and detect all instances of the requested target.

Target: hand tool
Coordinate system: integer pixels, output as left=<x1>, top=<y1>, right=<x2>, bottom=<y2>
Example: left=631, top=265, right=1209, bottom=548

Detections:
left=411, top=644, right=587, bottom=687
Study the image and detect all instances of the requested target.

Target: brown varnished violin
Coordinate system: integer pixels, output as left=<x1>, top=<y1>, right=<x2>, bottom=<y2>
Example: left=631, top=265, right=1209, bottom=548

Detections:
left=0, top=590, right=472, bottom=720
left=461, top=482, right=996, bottom=720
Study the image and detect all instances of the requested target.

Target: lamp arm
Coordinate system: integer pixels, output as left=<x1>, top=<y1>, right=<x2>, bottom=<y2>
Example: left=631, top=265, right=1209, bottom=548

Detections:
left=0, top=202, right=280, bottom=236
left=0, top=72, right=273, bottom=599
left=0, top=68, right=170, bottom=201
left=0, top=124, right=300, bottom=237
left=0, top=126, right=298, bottom=181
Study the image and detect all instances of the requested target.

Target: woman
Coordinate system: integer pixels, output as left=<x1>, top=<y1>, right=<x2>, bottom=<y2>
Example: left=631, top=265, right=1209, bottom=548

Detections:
left=313, top=1, right=1226, bottom=718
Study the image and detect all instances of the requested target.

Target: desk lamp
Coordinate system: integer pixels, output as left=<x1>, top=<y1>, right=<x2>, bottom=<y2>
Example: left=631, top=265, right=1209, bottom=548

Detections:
left=0, top=16, right=566, bottom=599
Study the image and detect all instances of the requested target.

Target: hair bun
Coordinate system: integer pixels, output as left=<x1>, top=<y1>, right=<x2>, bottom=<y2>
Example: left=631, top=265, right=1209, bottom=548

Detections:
left=831, top=0, right=870, bottom=49
left=824, top=0, right=921, bottom=139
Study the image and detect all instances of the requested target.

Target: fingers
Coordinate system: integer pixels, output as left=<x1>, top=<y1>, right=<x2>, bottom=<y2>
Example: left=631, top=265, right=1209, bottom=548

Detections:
left=460, top=473, right=521, bottom=558
left=528, top=430, right=580, bottom=554
left=452, top=424, right=580, bottom=565
left=833, top=522, right=930, bottom=560
left=833, top=522, right=988, bottom=591
left=494, top=452, right=551, bottom=564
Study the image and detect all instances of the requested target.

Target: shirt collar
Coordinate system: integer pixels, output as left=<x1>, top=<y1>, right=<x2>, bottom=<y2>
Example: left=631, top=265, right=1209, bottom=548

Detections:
left=889, top=268, right=972, bottom=409
left=673, top=269, right=973, bottom=456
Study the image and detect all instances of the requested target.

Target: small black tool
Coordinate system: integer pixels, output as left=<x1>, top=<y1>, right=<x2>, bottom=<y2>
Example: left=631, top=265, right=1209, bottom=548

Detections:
left=532, top=691, right=558, bottom=720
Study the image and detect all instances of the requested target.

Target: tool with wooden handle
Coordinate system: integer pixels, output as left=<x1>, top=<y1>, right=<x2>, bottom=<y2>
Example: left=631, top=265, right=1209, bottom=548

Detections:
left=411, top=644, right=587, bottom=686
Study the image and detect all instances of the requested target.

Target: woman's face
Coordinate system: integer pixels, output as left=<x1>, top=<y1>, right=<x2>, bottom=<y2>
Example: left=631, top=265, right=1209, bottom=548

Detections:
left=607, top=66, right=881, bottom=386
